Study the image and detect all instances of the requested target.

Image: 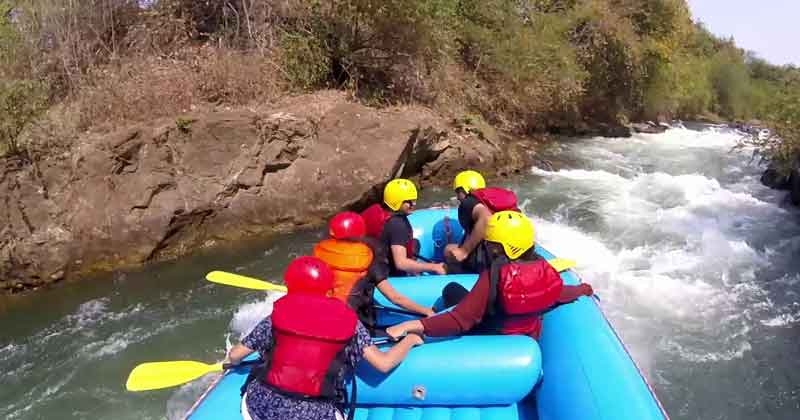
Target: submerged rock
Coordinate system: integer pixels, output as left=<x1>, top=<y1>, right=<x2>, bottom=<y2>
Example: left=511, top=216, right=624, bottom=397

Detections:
left=631, top=122, right=668, bottom=134
left=761, top=167, right=792, bottom=190
left=760, top=155, right=800, bottom=207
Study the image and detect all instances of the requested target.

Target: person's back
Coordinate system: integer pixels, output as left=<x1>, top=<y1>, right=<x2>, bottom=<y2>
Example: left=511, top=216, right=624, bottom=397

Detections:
left=446, top=170, right=520, bottom=273
left=236, top=257, right=361, bottom=420
left=386, top=211, right=593, bottom=341
left=474, top=253, right=563, bottom=338
left=313, top=212, right=374, bottom=302
left=316, top=211, right=435, bottom=331
left=226, top=256, right=424, bottom=420
left=456, top=194, right=483, bottom=236
left=455, top=172, right=520, bottom=235
left=361, top=179, right=445, bottom=277
left=267, top=292, right=357, bottom=397
left=379, top=211, right=415, bottom=277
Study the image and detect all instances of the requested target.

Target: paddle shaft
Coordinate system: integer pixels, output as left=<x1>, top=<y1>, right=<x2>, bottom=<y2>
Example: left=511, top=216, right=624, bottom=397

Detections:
left=222, top=359, right=263, bottom=371
left=224, top=337, right=394, bottom=370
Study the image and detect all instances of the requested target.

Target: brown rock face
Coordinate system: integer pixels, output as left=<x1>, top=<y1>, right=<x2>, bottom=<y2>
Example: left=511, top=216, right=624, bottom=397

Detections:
left=0, top=91, right=534, bottom=293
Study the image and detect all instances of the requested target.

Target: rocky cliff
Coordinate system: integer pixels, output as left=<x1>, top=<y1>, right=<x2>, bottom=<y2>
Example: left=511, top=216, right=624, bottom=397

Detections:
left=0, top=91, right=535, bottom=293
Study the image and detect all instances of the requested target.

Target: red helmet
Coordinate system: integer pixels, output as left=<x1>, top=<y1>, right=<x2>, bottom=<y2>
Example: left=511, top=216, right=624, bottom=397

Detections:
left=329, top=211, right=366, bottom=240
left=284, top=256, right=334, bottom=295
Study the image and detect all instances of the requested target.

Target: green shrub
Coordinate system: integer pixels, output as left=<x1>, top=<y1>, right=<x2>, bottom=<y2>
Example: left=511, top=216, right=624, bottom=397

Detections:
left=709, top=49, right=752, bottom=119
left=280, top=32, right=331, bottom=90
left=0, top=79, right=47, bottom=156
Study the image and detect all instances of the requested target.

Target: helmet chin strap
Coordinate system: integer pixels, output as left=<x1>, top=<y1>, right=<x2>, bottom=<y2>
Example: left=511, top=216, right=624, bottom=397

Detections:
left=486, top=242, right=505, bottom=258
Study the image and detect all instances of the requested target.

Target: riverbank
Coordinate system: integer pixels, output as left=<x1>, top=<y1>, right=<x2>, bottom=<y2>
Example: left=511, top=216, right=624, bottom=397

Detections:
left=4, top=1, right=799, bottom=293
left=2, top=126, right=798, bottom=420
left=4, top=86, right=781, bottom=297
left=0, top=85, right=741, bottom=295
left=1, top=90, right=542, bottom=294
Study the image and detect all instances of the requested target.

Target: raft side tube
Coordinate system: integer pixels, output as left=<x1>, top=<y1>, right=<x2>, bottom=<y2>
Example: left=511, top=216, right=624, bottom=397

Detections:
left=354, top=335, right=542, bottom=406
left=374, top=274, right=479, bottom=326
left=185, top=337, right=542, bottom=419
left=534, top=249, right=668, bottom=420
left=404, top=208, right=668, bottom=420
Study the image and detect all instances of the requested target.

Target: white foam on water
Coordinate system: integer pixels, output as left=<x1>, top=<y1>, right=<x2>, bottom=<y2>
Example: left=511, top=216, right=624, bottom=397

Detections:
left=536, top=218, right=743, bottom=322
left=761, top=311, right=800, bottom=327
left=0, top=342, right=21, bottom=364
left=774, top=273, right=800, bottom=288
left=0, top=342, right=18, bottom=353
left=105, top=303, right=146, bottom=322
left=70, top=298, right=110, bottom=328
left=635, top=126, right=749, bottom=149
left=86, top=329, right=142, bottom=358
left=765, top=238, right=800, bottom=268
left=533, top=217, right=618, bottom=274
left=165, top=374, right=218, bottom=420
left=1, top=281, right=250, bottom=419
left=0, top=360, right=35, bottom=391
left=3, top=370, right=77, bottom=420
left=158, top=293, right=289, bottom=420
left=229, top=291, right=286, bottom=339
left=525, top=126, right=800, bottom=367
left=28, top=298, right=112, bottom=345
left=532, top=167, right=629, bottom=184
left=20, top=299, right=179, bottom=366
left=660, top=338, right=753, bottom=363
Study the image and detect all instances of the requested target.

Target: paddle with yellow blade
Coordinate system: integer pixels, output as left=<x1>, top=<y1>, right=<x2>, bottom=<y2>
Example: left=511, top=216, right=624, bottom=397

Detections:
left=126, top=360, right=256, bottom=391
left=205, top=257, right=577, bottom=294
left=206, top=270, right=288, bottom=292
left=126, top=338, right=395, bottom=392
left=205, top=271, right=419, bottom=316
left=546, top=257, right=577, bottom=272
left=206, top=258, right=580, bottom=317
left=206, top=271, right=426, bottom=317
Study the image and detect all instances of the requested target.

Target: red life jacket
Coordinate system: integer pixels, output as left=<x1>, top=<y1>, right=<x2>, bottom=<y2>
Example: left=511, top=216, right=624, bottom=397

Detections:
left=361, top=203, right=390, bottom=239
left=265, top=294, right=357, bottom=398
left=360, top=203, right=416, bottom=257
left=486, top=259, right=563, bottom=338
left=471, top=187, right=520, bottom=213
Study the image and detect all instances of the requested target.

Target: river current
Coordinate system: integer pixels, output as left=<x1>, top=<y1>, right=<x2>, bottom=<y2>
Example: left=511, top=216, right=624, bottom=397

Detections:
left=1, top=124, right=798, bottom=419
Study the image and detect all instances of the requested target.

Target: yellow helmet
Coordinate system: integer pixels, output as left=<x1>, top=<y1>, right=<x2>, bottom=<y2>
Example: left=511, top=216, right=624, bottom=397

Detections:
left=485, top=211, right=535, bottom=260
left=453, top=170, right=486, bottom=194
left=383, top=178, right=418, bottom=211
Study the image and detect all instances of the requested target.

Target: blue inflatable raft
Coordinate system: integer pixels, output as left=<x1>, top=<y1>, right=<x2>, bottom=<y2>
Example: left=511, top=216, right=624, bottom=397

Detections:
left=184, top=208, right=669, bottom=420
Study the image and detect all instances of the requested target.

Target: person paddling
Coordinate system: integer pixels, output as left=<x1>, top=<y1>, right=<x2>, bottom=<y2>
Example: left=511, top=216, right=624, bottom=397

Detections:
left=386, top=211, right=594, bottom=340
left=361, top=178, right=446, bottom=276
left=226, top=256, right=423, bottom=420
left=444, top=170, right=520, bottom=274
left=313, top=211, right=435, bottom=332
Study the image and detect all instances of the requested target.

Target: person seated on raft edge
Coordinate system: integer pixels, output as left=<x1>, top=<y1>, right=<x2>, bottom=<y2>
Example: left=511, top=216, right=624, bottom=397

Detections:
left=443, top=170, right=521, bottom=274
left=226, top=256, right=423, bottom=420
left=314, top=211, right=435, bottom=332
left=386, top=211, right=594, bottom=341
left=360, top=178, right=446, bottom=277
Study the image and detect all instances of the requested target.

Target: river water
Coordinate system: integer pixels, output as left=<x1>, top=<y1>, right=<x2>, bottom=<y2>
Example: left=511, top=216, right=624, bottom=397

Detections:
left=1, top=125, right=798, bottom=419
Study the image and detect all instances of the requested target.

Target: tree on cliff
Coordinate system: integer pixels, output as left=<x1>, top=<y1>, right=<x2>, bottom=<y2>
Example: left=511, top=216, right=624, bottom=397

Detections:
left=0, top=0, right=797, bottom=166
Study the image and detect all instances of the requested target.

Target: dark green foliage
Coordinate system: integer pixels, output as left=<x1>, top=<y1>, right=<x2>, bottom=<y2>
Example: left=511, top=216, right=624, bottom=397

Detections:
left=0, top=0, right=797, bottom=165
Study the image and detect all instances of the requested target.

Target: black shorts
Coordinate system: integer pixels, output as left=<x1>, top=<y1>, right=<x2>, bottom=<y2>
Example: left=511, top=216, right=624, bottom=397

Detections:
left=445, top=243, right=490, bottom=274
